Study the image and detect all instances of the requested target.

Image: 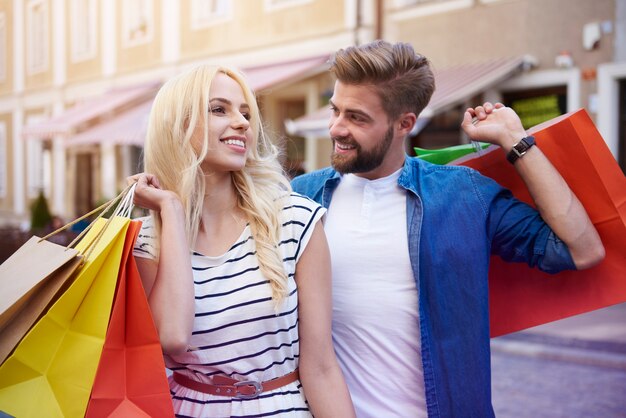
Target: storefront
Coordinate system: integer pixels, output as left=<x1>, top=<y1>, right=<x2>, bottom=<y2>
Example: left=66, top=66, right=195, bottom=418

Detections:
left=19, top=55, right=331, bottom=219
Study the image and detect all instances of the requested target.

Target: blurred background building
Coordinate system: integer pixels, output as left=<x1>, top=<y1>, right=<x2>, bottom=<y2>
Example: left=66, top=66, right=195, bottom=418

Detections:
left=0, top=0, right=624, bottom=226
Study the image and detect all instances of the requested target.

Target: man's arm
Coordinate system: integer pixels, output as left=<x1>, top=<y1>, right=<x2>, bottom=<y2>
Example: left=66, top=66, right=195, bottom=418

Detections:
left=461, top=102, right=605, bottom=270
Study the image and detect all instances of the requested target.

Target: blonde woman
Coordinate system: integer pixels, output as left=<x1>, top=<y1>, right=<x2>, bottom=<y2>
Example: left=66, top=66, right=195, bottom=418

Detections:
left=128, top=65, right=355, bottom=417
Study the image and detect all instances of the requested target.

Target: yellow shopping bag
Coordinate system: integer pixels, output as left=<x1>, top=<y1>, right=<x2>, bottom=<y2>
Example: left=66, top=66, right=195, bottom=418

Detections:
left=0, top=216, right=130, bottom=418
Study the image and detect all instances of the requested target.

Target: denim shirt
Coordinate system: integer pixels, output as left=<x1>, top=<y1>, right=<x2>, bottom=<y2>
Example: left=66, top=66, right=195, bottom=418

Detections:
left=292, top=155, right=575, bottom=418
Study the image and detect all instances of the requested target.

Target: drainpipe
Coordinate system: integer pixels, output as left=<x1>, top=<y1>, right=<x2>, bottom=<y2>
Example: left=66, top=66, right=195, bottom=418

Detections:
left=375, top=0, right=383, bottom=40
left=355, top=0, right=362, bottom=45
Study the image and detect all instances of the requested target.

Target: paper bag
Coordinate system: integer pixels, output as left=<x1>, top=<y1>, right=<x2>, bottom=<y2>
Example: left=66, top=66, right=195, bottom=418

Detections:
left=85, top=220, right=174, bottom=417
left=0, top=255, right=82, bottom=364
left=0, top=217, right=130, bottom=418
left=0, top=237, right=79, bottom=333
left=450, top=109, right=626, bottom=336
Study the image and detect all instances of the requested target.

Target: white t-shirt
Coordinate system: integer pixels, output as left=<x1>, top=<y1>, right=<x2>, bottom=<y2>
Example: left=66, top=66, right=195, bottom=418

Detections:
left=324, top=169, right=427, bottom=418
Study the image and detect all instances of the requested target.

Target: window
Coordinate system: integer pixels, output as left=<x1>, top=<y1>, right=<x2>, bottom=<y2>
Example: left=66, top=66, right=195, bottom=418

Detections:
left=503, top=86, right=567, bottom=130
left=26, top=0, right=49, bottom=75
left=391, top=0, right=473, bottom=19
left=264, top=0, right=313, bottom=12
left=412, top=105, right=468, bottom=151
left=122, top=0, right=154, bottom=48
left=27, top=138, right=44, bottom=198
left=70, top=0, right=97, bottom=62
left=0, top=13, right=6, bottom=81
left=396, top=0, right=458, bottom=5
left=191, top=0, right=232, bottom=29
left=25, top=115, right=52, bottom=199
left=0, top=123, right=6, bottom=198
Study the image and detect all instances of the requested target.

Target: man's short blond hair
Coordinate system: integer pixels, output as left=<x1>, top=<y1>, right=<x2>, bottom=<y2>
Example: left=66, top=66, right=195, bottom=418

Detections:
left=330, top=40, right=435, bottom=121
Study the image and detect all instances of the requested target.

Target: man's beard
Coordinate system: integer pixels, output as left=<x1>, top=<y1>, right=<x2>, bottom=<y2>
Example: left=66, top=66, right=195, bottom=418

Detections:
left=331, top=124, right=394, bottom=174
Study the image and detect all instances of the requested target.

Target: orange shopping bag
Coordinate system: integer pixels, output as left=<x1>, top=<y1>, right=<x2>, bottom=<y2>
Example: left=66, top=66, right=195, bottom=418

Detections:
left=450, top=109, right=626, bottom=337
left=85, top=220, right=174, bottom=417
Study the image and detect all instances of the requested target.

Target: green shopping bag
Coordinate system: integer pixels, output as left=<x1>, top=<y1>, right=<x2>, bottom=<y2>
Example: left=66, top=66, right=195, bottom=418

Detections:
left=414, top=142, right=490, bottom=165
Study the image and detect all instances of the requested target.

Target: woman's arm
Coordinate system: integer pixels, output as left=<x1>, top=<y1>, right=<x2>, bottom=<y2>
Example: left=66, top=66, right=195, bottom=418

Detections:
left=296, top=222, right=356, bottom=418
left=131, top=173, right=195, bottom=356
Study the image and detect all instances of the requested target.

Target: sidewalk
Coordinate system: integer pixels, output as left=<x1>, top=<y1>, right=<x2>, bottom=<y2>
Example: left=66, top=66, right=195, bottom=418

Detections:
left=491, top=302, right=626, bottom=370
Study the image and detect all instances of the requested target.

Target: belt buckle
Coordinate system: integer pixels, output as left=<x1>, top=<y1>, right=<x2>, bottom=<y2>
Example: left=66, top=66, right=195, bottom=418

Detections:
left=233, top=380, right=263, bottom=399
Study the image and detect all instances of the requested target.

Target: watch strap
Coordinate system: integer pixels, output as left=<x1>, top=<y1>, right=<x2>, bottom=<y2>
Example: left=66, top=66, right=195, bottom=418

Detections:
left=506, top=135, right=536, bottom=164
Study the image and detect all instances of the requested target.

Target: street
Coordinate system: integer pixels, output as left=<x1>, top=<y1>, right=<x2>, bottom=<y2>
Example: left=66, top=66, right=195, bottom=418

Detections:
left=491, top=303, right=626, bottom=418
left=492, top=343, right=626, bottom=417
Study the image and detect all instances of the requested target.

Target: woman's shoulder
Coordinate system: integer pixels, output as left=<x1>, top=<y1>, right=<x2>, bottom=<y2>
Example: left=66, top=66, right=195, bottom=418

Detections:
left=277, top=193, right=325, bottom=263
left=279, top=192, right=324, bottom=220
left=278, top=192, right=325, bottom=230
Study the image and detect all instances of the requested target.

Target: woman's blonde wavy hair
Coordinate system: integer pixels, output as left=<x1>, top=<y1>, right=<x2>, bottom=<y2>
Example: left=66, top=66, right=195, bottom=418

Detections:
left=143, top=64, right=291, bottom=303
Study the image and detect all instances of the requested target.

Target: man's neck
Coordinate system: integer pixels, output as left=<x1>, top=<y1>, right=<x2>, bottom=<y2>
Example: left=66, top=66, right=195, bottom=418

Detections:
left=350, top=154, right=406, bottom=180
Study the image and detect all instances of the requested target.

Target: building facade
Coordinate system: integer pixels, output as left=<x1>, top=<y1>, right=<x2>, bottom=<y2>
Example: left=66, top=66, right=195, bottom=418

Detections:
left=0, top=0, right=624, bottom=226
left=385, top=0, right=623, bottom=158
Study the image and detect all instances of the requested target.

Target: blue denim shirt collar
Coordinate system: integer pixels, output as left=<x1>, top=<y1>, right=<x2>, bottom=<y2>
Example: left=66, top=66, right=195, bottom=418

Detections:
left=319, top=155, right=418, bottom=203
left=398, top=155, right=420, bottom=195
left=321, top=171, right=341, bottom=209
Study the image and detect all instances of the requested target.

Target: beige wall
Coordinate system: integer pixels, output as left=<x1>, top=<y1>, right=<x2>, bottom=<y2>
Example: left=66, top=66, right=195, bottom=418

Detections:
left=22, top=107, right=48, bottom=208
left=64, top=0, right=102, bottom=83
left=388, top=0, right=615, bottom=71
left=65, top=49, right=102, bottom=83
left=0, top=1, right=14, bottom=96
left=4, top=0, right=618, bottom=218
left=115, top=0, right=162, bottom=74
left=24, top=0, right=54, bottom=91
left=180, top=0, right=347, bottom=62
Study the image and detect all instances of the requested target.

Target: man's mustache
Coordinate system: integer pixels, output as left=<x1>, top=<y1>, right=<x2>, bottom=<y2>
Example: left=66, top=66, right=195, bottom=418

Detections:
left=332, top=136, right=359, bottom=148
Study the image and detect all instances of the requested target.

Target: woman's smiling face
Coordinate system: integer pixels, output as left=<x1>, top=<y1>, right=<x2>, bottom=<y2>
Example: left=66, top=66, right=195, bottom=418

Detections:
left=191, top=72, right=254, bottom=174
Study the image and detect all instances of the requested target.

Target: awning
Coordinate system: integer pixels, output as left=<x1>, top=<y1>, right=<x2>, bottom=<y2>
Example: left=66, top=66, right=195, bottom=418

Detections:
left=48, top=55, right=329, bottom=146
left=69, top=99, right=153, bottom=146
left=242, top=54, right=330, bottom=92
left=22, top=82, right=161, bottom=139
left=426, top=55, right=536, bottom=114
left=284, top=106, right=332, bottom=138
left=286, top=55, right=536, bottom=137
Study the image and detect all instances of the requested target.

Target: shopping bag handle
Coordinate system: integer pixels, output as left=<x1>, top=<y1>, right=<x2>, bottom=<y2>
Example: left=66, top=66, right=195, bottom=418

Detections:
left=112, top=183, right=136, bottom=219
left=38, top=183, right=136, bottom=261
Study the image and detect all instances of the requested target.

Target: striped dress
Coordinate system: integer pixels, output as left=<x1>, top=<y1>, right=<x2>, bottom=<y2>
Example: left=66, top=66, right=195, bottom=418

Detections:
left=133, top=193, right=325, bottom=418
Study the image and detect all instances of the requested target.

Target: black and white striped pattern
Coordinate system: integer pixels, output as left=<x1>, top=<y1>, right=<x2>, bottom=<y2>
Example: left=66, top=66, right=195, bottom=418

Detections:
left=133, top=193, right=324, bottom=417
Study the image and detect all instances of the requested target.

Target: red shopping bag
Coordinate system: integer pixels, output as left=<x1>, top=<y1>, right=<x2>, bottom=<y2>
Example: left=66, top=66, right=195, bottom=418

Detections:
left=85, top=220, right=174, bottom=417
left=451, top=109, right=626, bottom=337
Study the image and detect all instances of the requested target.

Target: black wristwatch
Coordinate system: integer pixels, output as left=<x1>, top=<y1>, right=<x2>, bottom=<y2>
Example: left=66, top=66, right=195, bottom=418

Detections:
left=506, top=136, right=536, bottom=164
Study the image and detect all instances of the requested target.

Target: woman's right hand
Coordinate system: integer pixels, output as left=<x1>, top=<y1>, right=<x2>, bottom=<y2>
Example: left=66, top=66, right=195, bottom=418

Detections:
left=126, top=173, right=181, bottom=213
